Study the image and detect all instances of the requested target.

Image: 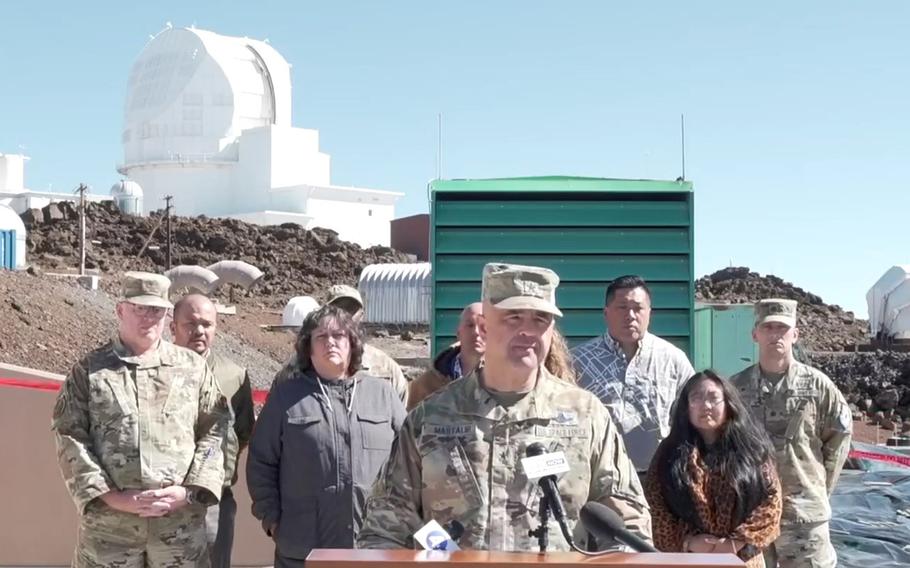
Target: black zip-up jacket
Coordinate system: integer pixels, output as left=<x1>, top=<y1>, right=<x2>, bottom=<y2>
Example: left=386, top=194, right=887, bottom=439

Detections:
left=247, top=370, right=406, bottom=563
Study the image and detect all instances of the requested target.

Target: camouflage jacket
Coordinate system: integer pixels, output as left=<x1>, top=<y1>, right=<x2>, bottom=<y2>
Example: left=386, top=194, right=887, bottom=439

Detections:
left=357, top=367, right=652, bottom=551
left=208, top=351, right=255, bottom=487
left=52, top=339, right=230, bottom=514
left=274, top=344, right=409, bottom=406
left=730, top=361, right=852, bottom=524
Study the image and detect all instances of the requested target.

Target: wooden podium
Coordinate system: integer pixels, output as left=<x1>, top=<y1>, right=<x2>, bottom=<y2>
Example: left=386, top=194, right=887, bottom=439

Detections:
left=307, top=549, right=745, bottom=568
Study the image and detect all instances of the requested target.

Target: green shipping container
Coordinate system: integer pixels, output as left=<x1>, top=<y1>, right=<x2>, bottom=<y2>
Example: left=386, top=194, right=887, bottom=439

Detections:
left=694, top=303, right=758, bottom=377
left=430, top=176, right=695, bottom=357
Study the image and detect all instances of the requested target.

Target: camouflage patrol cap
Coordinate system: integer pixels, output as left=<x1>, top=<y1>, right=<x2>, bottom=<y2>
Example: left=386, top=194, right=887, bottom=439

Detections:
left=327, top=284, right=364, bottom=308
left=482, top=263, right=563, bottom=317
left=121, top=271, right=173, bottom=308
left=754, top=298, right=797, bottom=327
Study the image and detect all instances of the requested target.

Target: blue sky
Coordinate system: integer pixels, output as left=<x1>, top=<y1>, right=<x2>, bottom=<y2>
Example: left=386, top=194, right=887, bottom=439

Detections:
left=2, top=1, right=908, bottom=317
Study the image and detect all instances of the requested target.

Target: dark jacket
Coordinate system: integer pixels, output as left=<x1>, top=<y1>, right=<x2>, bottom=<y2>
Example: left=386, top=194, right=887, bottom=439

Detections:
left=246, top=369, right=406, bottom=562
left=407, top=343, right=462, bottom=411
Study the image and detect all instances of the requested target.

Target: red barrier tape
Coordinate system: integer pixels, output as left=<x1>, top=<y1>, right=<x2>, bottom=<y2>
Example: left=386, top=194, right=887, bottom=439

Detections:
left=848, top=449, right=910, bottom=468
left=0, top=377, right=270, bottom=405
left=0, top=377, right=62, bottom=392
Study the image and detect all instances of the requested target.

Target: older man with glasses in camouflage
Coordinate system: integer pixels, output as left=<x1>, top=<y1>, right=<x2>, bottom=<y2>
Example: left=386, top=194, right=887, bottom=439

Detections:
left=52, top=271, right=230, bottom=568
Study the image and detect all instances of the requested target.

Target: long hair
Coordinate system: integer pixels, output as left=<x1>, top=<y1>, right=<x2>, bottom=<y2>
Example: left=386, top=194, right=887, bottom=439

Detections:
left=657, top=370, right=775, bottom=528
left=295, top=304, right=364, bottom=377
left=544, top=327, right=576, bottom=383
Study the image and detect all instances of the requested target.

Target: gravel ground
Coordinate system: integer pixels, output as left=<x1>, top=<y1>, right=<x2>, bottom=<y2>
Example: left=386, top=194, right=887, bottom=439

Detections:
left=0, top=270, right=118, bottom=374
left=0, top=271, right=429, bottom=391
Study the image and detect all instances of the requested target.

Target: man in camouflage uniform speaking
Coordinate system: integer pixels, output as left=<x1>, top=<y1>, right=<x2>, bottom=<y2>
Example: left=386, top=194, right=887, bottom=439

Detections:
left=358, top=263, right=651, bottom=551
left=52, top=272, right=230, bottom=568
left=730, top=299, right=852, bottom=568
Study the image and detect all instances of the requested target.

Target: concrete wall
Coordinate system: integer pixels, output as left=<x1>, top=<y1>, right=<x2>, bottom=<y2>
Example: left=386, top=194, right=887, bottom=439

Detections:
left=307, top=197, right=394, bottom=247
left=0, top=154, right=28, bottom=192
left=0, top=367, right=273, bottom=567
left=0, top=191, right=111, bottom=216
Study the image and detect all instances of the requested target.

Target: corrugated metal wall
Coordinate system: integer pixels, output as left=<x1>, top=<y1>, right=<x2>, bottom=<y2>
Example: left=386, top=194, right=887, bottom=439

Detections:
left=359, top=263, right=432, bottom=324
left=430, top=177, right=695, bottom=357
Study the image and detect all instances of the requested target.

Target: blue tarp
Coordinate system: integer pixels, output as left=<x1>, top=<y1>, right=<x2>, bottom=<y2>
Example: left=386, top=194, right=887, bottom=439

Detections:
left=830, top=444, right=910, bottom=567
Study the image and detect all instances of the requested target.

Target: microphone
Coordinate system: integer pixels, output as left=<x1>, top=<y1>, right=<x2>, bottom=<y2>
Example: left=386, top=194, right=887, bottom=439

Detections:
left=525, top=442, right=575, bottom=549
left=525, top=442, right=568, bottom=523
left=580, top=502, right=657, bottom=553
left=443, top=520, right=465, bottom=542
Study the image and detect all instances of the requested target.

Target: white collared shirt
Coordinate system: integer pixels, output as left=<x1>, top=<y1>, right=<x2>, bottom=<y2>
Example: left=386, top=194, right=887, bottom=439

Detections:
left=572, top=332, right=695, bottom=470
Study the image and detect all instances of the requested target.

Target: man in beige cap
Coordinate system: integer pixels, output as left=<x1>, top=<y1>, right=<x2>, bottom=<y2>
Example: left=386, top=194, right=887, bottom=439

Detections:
left=273, top=284, right=409, bottom=405
left=359, top=263, right=650, bottom=551
left=171, top=294, right=254, bottom=568
left=52, top=272, right=230, bottom=567
left=730, top=299, right=851, bottom=568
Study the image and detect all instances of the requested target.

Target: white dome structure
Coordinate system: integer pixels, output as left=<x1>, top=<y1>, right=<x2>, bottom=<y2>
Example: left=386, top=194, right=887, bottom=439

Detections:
left=0, top=203, right=26, bottom=269
left=121, top=27, right=292, bottom=166
left=282, top=296, right=320, bottom=327
left=868, top=265, right=910, bottom=340
left=115, top=26, right=401, bottom=247
left=110, top=179, right=144, bottom=216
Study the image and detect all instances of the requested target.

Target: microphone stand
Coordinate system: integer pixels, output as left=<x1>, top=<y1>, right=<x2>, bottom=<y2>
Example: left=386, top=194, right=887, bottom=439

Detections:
left=529, top=490, right=624, bottom=556
left=528, top=493, right=550, bottom=553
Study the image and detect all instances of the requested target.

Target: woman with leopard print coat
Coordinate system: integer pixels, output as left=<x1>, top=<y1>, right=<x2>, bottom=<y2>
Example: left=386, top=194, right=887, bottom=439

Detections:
left=645, top=370, right=782, bottom=568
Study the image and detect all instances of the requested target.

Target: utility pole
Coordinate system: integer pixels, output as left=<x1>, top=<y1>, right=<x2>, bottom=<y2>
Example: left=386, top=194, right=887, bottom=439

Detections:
left=76, top=184, right=87, bottom=276
left=164, top=195, right=173, bottom=270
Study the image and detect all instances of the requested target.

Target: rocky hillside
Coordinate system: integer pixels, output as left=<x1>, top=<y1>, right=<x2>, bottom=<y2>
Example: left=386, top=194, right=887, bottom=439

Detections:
left=21, top=201, right=413, bottom=306
left=696, top=266, right=866, bottom=351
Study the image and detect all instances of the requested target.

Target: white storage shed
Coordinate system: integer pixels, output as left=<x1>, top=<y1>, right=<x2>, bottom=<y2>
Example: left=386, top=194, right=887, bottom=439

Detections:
left=358, top=263, right=431, bottom=325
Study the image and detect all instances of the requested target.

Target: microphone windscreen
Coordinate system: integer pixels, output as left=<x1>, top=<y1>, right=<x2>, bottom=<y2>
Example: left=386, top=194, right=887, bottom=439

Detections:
left=445, top=519, right=465, bottom=541
left=526, top=442, right=546, bottom=457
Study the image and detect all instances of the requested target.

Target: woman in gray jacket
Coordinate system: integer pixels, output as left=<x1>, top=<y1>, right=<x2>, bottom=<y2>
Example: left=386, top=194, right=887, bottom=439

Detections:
left=247, top=304, right=406, bottom=568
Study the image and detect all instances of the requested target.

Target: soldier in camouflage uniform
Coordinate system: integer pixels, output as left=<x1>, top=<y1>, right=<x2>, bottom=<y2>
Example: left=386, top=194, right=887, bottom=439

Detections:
left=171, top=294, right=254, bottom=568
left=273, top=284, right=409, bottom=405
left=730, top=299, right=852, bottom=568
left=52, top=272, right=230, bottom=568
left=358, top=263, right=651, bottom=551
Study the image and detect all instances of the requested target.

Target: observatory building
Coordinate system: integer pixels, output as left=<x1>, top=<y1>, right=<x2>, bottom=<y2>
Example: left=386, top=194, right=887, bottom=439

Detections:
left=117, top=26, right=401, bottom=247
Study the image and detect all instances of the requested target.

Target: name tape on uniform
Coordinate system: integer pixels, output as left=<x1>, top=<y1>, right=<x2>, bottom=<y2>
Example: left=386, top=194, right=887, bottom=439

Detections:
left=521, top=451, right=571, bottom=480
left=414, top=519, right=461, bottom=551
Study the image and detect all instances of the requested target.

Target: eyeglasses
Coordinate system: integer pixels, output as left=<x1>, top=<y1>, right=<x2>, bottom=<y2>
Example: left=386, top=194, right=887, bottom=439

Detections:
left=129, top=304, right=168, bottom=318
left=313, top=330, right=349, bottom=344
left=688, top=394, right=726, bottom=407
